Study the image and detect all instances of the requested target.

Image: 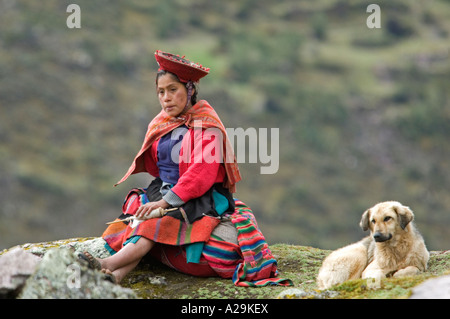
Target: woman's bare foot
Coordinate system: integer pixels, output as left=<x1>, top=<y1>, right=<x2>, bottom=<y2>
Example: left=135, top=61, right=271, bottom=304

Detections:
left=101, top=268, right=117, bottom=284
left=78, top=251, right=102, bottom=270
left=78, top=252, right=118, bottom=284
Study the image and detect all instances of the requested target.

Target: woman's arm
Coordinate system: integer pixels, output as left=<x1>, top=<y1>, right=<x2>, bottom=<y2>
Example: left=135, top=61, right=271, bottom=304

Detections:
left=141, top=128, right=225, bottom=210
left=168, top=128, right=225, bottom=204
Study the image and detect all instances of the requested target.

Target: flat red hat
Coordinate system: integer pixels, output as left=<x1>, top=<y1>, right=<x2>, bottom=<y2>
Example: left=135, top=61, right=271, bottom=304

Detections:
left=155, top=50, right=210, bottom=83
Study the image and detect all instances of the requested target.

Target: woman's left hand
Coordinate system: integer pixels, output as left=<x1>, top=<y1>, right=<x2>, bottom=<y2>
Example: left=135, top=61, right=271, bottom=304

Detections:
left=135, top=199, right=169, bottom=220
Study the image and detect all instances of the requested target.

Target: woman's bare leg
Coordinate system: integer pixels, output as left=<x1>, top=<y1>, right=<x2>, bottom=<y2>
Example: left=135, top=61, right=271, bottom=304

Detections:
left=99, top=237, right=154, bottom=283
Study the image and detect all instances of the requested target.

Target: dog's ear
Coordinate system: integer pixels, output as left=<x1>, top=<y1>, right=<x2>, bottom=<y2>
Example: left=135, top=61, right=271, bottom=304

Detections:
left=360, top=209, right=371, bottom=231
left=394, top=205, right=414, bottom=230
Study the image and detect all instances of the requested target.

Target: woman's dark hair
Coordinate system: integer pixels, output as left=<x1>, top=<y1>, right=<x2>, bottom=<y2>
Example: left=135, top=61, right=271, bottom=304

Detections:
left=156, top=70, right=198, bottom=105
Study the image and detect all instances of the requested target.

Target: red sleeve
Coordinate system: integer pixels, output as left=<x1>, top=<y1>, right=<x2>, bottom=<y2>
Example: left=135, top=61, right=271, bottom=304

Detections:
left=170, top=128, right=225, bottom=203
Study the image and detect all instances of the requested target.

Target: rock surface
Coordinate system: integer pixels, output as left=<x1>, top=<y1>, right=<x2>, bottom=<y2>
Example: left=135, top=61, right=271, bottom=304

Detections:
left=1, top=237, right=136, bottom=299
left=19, top=247, right=136, bottom=299
left=0, top=248, right=41, bottom=298
left=1, top=238, right=449, bottom=299
left=409, top=275, right=450, bottom=299
left=276, top=288, right=339, bottom=299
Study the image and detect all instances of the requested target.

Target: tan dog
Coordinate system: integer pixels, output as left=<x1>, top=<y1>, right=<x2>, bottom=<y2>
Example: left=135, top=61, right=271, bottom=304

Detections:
left=317, top=201, right=429, bottom=290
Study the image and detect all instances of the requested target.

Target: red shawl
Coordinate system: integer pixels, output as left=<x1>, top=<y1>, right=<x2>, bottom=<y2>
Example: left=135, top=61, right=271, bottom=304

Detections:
left=115, top=100, right=241, bottom=193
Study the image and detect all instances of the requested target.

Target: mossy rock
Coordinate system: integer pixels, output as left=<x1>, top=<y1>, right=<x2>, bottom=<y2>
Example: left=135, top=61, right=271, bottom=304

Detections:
left=2, top=238, right=449, bottom=299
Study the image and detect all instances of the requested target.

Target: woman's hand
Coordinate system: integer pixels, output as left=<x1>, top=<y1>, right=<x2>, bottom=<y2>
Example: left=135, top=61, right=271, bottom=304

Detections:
left=135, top=199, right=170, bottom=220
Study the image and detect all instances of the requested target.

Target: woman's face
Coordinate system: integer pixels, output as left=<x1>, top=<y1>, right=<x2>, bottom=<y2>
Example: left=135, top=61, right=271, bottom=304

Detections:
left=157, top=73, right=190, bottom=117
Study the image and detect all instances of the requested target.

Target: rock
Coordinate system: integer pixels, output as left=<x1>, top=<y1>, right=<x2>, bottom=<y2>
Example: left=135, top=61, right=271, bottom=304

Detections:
left=1, top=237, right=136, bottom=299
left=21, top=237, right=111, bottom=258
left=148, top=275, right=167, bottom=285
left=0, top=247, right=41, bottom=298
left=277, top=287, right=339, bottom=299
left=409, top=275, right=450, bottom=299
left=18, top=247, right=137, bottom=299
left=2, top=238, right=449, bottom=299
left=70, top=237, right=112, bottom=259
left=277, top=288, right=308, bottom=299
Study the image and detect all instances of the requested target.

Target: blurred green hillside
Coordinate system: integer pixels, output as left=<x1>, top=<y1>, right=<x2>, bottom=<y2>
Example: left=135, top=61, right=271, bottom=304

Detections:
left=1, top=0, right=449, bottom=251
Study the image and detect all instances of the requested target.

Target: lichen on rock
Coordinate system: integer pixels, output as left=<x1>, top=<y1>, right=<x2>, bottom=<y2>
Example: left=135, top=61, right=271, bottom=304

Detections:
left=18, top=247, right=137, bottom=299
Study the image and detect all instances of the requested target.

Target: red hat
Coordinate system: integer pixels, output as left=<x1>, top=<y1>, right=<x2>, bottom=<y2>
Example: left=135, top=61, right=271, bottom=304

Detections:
left=155, top=50, right=210, bottom=83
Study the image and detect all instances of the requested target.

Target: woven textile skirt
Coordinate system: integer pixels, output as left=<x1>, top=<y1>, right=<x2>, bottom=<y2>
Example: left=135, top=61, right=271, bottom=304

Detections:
left=102, top=188, right=292, bottom=287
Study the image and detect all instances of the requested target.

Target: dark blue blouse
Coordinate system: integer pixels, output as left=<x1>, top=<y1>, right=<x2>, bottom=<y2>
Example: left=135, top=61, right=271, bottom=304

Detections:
left=156, top=125, right=188, bottom=184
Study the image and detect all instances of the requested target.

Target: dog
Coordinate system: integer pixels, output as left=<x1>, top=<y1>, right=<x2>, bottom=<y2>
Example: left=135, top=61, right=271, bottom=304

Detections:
left=316, top=201, right=429, bottom=290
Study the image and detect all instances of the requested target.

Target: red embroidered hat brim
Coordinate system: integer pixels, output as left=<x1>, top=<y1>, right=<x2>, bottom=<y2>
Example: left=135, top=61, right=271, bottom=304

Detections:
left=155, top=50, right=210, bottom=83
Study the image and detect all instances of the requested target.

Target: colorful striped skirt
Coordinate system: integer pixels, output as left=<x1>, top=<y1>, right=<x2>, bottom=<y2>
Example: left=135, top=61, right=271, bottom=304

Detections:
left=102, top=188, right=292, bottom=287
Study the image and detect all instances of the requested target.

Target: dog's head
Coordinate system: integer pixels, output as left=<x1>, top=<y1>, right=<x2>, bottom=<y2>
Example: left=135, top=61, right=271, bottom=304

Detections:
left=359, top=201, right=414, bottom=242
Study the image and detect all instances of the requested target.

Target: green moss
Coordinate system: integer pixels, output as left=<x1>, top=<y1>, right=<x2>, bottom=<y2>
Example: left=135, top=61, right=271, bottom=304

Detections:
left=122, top=246, right=450, bottom=299
left=326, top=272, right=440, bottom=299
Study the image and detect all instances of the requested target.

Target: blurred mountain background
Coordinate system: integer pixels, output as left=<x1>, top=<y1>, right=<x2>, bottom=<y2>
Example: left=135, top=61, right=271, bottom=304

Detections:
left=1, top=0, right=449, bottom=251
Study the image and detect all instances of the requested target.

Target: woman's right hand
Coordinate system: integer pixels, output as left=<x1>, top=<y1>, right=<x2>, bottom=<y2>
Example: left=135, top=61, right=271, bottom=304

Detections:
left=135, top=199, right=169, bottom=220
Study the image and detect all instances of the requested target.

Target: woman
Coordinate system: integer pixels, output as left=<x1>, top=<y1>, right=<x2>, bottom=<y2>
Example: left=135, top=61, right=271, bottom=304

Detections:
left=84, top=51, right=291, bottom=287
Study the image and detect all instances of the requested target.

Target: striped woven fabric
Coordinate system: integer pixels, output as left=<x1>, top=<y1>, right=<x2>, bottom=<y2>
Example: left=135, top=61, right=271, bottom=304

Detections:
left=201, top=200, right=292, bottom=287
left=102, top=188, right=220, bottom=251
left=102, top=191, right=292, bottom=287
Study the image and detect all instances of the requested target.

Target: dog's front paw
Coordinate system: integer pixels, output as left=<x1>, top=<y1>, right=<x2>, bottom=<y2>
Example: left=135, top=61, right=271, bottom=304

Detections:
left=362, top=269, right=384, bottom=280
left=393, top=266, right=420, bottom=278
